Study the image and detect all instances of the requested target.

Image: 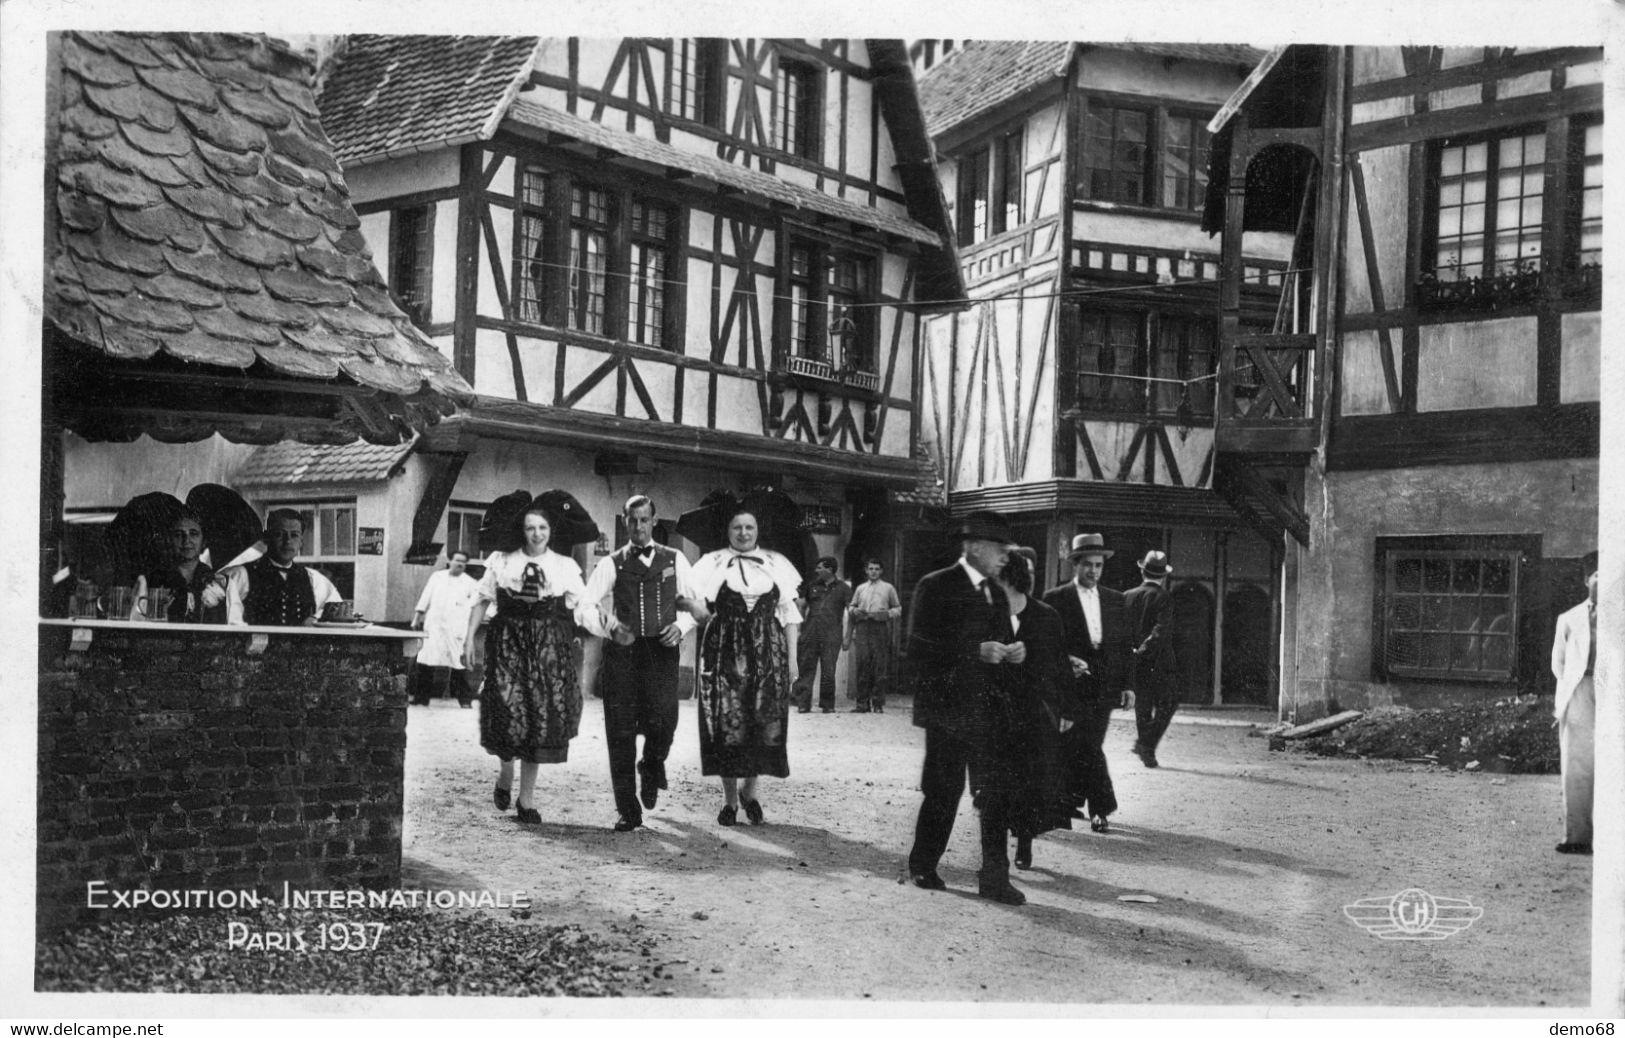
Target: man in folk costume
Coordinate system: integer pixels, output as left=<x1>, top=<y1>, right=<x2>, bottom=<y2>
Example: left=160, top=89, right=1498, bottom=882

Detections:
left=410, top=550, right=481, bottom=707
left=905, top=509, right=1031, bottom=906
left=1124, top=550, right=1179, bottom=768
left=581, top=495, right=698, bottom=832
left=223, top=509, right=343, bottom=626
left=1551, top=570, right=1599, bottom=855
left=1041, top=533, right=1131, bottom=832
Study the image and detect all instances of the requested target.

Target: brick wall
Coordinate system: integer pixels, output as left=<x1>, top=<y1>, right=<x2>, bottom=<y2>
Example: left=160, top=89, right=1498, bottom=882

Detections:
left=37, top=623, right=414, bottom=933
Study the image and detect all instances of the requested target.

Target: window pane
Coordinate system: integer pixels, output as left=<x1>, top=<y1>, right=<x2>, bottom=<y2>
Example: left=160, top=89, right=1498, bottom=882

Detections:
left=1393, top=557, right=1422, bottom=593
left=333, top=508, right=355, bottom=556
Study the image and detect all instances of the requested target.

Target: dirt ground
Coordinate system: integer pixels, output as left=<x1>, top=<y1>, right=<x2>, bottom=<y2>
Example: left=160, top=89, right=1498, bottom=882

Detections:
left=400, top=692, right=1592, bottom=1008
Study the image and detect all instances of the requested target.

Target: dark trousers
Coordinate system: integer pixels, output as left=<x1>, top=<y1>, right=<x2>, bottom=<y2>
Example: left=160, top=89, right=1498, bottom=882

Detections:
left=908, top=728, right=1010, bottom=885
left=410, top=663, right=470, bottom=705
left=793, top=621, right=841, bottom=710
left=1062, top=698, right=1118, bottom=818
left=1134, top=676, right=1179, bottom=751
left=602, top=637, right=680, bottom=820
left=850, top=623, right=891, bottom=707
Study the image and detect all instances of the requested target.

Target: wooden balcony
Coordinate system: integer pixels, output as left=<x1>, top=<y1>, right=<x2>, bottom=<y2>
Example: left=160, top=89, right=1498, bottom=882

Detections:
left=1215, top=331, right=1320, bottom=455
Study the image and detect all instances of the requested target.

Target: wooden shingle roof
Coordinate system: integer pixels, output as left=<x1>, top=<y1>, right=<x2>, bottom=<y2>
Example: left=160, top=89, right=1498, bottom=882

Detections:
left=234, top=437, right=417, bottom=486
left=46, top=32, right=473, bottom=445
left=919, top=40, right=1266, bottom=139
left=317, top=35, right=540, bottom=167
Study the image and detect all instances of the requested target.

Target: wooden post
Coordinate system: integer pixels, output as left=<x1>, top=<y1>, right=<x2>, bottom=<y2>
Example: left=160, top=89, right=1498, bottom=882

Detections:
left=1211, top=529, right=1227, bottom=705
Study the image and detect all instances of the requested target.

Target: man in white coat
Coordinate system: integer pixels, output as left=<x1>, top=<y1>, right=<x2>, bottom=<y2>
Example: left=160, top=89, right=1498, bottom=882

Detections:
left=410, top=550, right=481, bottom=707
left=1550, top=570, right=1598, bottom=855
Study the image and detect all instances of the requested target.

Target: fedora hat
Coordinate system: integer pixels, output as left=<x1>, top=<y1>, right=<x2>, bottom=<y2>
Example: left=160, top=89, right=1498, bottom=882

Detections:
left=1067, top=533, right=1113, bottom=561
left=1138, top=550, right=1171, bottom=578
left=953, top=509, right=1014, bottom=544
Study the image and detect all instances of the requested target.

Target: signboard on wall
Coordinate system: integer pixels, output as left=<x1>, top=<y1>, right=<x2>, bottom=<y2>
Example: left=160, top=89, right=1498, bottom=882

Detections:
left=358, top=527, right=385, bottom=556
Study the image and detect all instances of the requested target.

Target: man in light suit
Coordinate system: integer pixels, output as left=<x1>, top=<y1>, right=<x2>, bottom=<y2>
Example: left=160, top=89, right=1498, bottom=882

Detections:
left=1550, top=570, right=1598, bottom=855
left=1042, top=533, right=1131, bottom=832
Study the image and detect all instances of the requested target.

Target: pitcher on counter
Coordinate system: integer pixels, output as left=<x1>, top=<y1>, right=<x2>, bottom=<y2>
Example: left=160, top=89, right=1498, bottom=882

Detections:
left=222, top=509, right=344, bottom=626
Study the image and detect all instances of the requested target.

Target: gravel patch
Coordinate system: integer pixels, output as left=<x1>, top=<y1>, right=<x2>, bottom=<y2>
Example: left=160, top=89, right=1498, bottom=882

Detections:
left=36, top=903, right=639, bottom=996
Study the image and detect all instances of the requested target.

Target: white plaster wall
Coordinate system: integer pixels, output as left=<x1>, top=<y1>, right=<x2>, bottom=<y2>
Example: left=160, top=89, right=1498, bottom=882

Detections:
left=1341, top=144, right=1409, bottom=316
left=1075, top=48, right=1245, bottom=106
left=64, top=435, right=259, bottom=510
left=1350, top=47, right=1406, bottom=86
left=1561, top=311, right=1602, bottom=404
left=1339, top=329, right=1393, bottom=416
left=341, top=150, right=460, bottom=204
left=1417, top=317, right=1538, bottom=412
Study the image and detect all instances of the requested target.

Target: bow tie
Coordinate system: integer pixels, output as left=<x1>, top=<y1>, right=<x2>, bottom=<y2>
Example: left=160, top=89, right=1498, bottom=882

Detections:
left=631, top=545, right=656, bottom=561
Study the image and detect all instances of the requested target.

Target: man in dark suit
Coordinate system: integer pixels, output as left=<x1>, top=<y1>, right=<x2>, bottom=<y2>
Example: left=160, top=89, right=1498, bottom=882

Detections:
left=1042, top=533, right=1130, bottom=832
left=1125, top=550, right=1179, bottom=768
left=905, top=509, right=1030, bottom=906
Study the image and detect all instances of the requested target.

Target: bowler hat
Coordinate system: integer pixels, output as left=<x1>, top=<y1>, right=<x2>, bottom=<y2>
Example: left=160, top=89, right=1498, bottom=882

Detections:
left=1067, top=533, right=1114, bottom=561
left=953, top=509, right=1014, bottom=543
left=1138, top=550, right=1171, bottom=578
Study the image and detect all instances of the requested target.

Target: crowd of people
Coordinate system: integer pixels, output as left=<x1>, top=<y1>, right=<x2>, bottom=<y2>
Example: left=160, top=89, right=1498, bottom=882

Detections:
left=114, top=494, right=1602, bottom=902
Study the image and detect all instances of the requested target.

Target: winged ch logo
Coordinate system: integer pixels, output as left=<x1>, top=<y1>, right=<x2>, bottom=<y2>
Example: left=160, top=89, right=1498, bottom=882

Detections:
left=1343, top=888, right=1484, bottom=940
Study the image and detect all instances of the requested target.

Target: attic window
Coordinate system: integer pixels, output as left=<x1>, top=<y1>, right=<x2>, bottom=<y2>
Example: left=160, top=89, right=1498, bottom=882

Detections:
left=388, top=204, right=434, bottom=327
left=775, top=57, right=822, bottom=161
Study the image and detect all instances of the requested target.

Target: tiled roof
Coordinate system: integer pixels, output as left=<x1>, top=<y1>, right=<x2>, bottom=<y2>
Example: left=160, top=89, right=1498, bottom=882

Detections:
left=234, top=437, right=417, bottom=486
left=919, top=40, right=1073, bottom=138
left=46, top=32, right=473, bottom=412
left=891, top=442, right=947, bottom=507
left=919, top=40, right=1267, bottom=138
left=317, top=35, right=539, bottom=166
left=505, top=99, right=943, bottom=246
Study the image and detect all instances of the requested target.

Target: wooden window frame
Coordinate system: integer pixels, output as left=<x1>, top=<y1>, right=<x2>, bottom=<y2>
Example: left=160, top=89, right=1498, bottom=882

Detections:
left=1418, top=124, right=1548, bottom=310
left=668, top=38, right=726, bottom=129
left=1060, top=306, right=1219, bottom=420
left=775, top=56, right=823, bottom=162
left=509, top=164, right=685, bottom=351
left=1372, top=534, right=1536, bottom=686
left=387, top=203, right=435, bottom=327
left=1077, top=95, right=1214, bottom=214
left=777, top=233, right=880, bottom=379
left=955, top=129, right=1024, bottom=247
left=445, top=505, right=484, bottom=560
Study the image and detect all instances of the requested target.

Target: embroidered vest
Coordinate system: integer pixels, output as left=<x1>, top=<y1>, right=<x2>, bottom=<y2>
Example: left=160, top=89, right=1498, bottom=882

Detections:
left=243, top=555, right=316, bottom=626
left=612, top=544, right=678, bottom=638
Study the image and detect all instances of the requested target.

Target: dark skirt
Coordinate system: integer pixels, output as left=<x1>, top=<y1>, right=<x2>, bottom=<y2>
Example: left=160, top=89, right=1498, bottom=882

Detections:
left=698, top=585, right=790, bottom=778
left=478, top=591, right=581, bottom=764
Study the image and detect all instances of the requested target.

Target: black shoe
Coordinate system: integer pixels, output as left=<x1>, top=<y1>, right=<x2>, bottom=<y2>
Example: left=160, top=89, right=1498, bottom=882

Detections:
left=1556, top=842, right=1593, bottom=855
left=910, top=870, right=947, bottom=891
left=820, top=706, right=835, bottom=713
left=459, top=701, right=472, bottom=709
left=978, top=881, right=1027, bottom=906
left=613, top=813, right=641, bottom=833
left=743, top=798, right=764, bottom=825
left=850, top=706, right=871, bottom=713
left=493, top=785, right=512, bottom=811
left=874, top=703, right=884, bottom=713
left=637, top=760, right=663, bottom=811
left=797, top=706, right=811, bottom=714
left=1014, top=839, right=1033, bottom=870
left=516, top=805, right=541, bottom=825
left=410, top=698, right=430, bottom=706
left=1091, top=814, right=1110, bottom=833
left=717, top=804, right=738, bottom=827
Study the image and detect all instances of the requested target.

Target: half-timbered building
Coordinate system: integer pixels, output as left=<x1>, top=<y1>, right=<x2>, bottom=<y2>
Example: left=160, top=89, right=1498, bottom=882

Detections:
left=310, top=35, right=959, bottom=617
left=1208, top=45, right=1603, bottom=718
left=914, top=41, right=1290, bottom=707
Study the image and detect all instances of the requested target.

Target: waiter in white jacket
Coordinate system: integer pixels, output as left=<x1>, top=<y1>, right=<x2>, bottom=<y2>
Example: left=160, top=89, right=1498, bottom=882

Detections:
left=1550, top=571, right=1598, bottom=855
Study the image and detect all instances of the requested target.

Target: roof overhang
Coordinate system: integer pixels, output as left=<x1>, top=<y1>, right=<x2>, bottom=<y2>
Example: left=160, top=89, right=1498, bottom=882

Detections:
left=451, top=396, right=923, bottom=490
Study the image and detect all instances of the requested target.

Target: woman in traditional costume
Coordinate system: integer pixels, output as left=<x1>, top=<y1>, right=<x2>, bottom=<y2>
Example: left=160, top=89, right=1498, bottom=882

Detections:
left=464, top=503, right=587, bottom=825
left=689, top=508, right=802, bottom=826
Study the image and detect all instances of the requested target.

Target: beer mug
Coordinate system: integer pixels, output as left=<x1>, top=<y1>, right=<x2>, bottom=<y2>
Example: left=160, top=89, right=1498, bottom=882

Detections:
left=70, top=580, right=100, bottom=619
left=103, top=586, right=137, bottom=621
left=142, top=587, right=175, bottom=622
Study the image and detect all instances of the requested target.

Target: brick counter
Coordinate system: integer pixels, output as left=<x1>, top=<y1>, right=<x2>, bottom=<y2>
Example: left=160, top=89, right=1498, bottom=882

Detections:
left=37, top=620, right=421, bottom=934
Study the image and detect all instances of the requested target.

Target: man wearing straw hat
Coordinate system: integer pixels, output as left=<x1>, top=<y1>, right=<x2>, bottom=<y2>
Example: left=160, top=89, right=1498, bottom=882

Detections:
left=1042, top=532, right=1131, bottom=832
left=1125, top=550, right=1179, bottom=768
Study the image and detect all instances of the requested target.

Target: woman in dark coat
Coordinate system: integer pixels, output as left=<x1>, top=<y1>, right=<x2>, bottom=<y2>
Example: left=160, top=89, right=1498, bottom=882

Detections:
left=990, top=548, right=1079, bottom=870
left=688, top=508, right=803, bottom=826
